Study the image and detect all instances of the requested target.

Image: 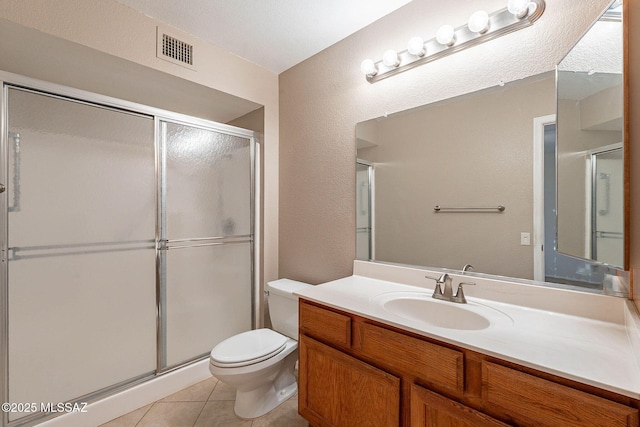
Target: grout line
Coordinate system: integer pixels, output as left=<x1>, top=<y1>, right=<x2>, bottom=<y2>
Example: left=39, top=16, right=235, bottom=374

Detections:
left=134, top=402, right=155, bottom=427
left=205, top=378, right=219, bottom=401
left=191, top=378, right=218, bottom=426
left=192, top=400, right=208, bottom=427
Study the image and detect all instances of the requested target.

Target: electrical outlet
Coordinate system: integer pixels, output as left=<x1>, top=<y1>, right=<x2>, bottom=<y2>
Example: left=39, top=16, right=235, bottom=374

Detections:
left=520, top=232, right=531, bottom=246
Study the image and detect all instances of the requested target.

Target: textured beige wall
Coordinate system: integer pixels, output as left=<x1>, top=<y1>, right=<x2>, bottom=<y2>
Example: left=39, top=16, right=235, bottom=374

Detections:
left=358, top=75, right=555, bottom=280
left=279, top=0, right=613, bottom=284
left=0, top=0, right=280, bottom=287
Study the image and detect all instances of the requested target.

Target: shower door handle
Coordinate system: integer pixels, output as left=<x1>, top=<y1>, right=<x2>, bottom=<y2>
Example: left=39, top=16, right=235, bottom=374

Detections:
left=0, top=184, right=5, bottom=193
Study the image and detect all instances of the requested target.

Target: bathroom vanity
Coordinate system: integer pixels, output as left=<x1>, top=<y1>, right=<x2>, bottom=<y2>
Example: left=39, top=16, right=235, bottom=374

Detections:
left=296, top=261, right=640, bottom=427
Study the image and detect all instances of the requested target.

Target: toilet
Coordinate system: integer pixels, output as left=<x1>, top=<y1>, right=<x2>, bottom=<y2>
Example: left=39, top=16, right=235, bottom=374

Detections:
left=209, top=278, right=311, bottom=419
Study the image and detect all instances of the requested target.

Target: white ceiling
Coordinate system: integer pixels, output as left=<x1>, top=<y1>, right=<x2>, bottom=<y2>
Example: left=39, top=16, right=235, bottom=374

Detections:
left=114, top=0, right=414, bottom=74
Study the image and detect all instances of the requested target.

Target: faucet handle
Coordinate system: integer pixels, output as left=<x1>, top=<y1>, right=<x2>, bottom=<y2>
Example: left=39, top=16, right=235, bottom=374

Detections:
left=453, top=281, right=476, bottom=303
left=457, top=281, right=476, bottom=292
left=425, top=274, right=450, bottom=283
left=425, top=275, right=445, bottom=299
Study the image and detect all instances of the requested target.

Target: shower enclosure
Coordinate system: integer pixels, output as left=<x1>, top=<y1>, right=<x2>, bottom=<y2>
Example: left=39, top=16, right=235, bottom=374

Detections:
left=591, top=147, right=624, bottom=267
left=0, top=75, right=257, bottom=426
left=355, top=160, right=373, bottom=260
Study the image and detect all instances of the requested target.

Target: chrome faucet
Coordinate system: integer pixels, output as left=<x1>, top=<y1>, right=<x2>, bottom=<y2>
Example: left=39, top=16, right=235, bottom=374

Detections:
left=435, top=273, right=453, bottom=301
left=425, top=273, right=475, bottom=304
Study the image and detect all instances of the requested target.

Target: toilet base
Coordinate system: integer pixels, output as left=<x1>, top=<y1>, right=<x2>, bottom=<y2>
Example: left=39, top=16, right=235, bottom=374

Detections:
left=233, top=350, right=299, bottom=419
left=234, top=380, right=297, bottom=419
left=210, top=340, right=299, bottom=420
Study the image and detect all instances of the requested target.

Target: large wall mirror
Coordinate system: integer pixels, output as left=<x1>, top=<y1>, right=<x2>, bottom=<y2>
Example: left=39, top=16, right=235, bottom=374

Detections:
left=356, top=0, right=627, bottom=296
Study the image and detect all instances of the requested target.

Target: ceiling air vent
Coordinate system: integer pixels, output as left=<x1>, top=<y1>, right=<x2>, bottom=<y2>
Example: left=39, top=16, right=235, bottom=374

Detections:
left=156, top=27, right=195, bottom=69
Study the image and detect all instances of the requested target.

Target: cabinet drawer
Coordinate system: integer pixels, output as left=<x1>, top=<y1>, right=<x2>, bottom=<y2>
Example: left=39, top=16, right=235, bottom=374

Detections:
left=357, top=322, right=464, bottom=392
left=299, top=301, right=351, bottom=348
left=482, top=361, right=639, bottom=427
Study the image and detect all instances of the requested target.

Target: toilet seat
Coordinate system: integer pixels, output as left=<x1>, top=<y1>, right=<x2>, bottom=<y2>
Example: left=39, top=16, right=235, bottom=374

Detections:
left=210, top=328, right=288, bottom=368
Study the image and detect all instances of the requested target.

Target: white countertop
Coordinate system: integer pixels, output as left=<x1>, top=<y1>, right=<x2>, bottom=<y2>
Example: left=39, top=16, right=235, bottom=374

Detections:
left=295, top=265, right=640, bottom=399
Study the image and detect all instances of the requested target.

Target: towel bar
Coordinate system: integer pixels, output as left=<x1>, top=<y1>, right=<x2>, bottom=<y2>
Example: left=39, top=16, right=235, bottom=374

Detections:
left=434, top=205, right=505, bottom=213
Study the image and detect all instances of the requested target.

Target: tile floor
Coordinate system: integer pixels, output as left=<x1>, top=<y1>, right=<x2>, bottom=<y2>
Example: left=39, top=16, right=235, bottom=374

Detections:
left=99, top=377, right=308, bottom=427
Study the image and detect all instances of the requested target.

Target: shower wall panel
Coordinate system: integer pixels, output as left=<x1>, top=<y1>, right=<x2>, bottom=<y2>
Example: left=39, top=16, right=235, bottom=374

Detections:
left=161, top=121, right=253, bottom=368
left=163, top=124, right=252, bottom=239
left=6, top=88, right=157, bottom=419
left=165, top=243, right=252, bottom=366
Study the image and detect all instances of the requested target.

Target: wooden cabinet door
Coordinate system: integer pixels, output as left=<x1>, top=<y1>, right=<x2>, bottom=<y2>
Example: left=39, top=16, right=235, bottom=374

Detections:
left=411, top=384, right=510, bottom=427
left=299, top=334, right=400, bottom=427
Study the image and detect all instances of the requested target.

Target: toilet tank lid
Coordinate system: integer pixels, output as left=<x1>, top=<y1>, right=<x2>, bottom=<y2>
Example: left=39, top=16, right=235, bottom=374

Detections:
left=266, top=278, right=310, bottom=296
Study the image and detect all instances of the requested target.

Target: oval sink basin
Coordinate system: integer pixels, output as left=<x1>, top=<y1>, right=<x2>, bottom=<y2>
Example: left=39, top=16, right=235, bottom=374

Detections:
left=373, top=292, right=513, bottom=331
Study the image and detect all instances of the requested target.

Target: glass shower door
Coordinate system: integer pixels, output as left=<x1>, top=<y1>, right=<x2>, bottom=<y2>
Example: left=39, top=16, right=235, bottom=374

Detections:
left=592, top=148, right=624, bottom=266
left=5, top=87, right=157, bottom=421
left=159, top=120, right=254, bottom=368
left=356, top=161, right=372, bottom=260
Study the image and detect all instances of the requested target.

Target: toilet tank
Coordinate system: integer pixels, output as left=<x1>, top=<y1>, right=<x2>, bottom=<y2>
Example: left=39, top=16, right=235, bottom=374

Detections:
left=266, top=279, right=311, bottom=339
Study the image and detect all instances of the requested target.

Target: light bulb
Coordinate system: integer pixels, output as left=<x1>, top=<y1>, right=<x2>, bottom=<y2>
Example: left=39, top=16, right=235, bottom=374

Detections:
left=382, top=50, right=400, bottom=67
left=508, top=0, right=530, bottom=18
left=360, top=59, right=378, bottom=76
left=407, top=36, right=426, bottom=57
left=468, top=10, right=490, bottom=34
left=435, top=25, right=456, bottom=46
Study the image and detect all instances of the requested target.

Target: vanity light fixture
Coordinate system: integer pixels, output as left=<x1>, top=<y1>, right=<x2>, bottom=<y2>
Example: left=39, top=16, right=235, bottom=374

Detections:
left=407, top=36, right=426, bottom=57
left=436, top=25, right=456, bottom=46
left=382, top=49, right=401, bottom=67
left=360, top=58, right=378, bottom=77
left=468, top=10, right=490, bottom=34
left=508, top=0, right=532, bottom=19
left=361, top=0, right=545, bottom=83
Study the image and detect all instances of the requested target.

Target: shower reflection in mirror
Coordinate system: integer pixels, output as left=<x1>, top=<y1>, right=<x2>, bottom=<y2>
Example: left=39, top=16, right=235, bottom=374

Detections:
left=356, top=159, right=373, bottom=260
left=556, top=0, right=624, bottom=272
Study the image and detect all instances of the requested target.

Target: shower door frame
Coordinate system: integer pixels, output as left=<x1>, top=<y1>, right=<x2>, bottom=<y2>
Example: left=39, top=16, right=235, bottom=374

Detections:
left=155, top=116, right=257, bottom=371
left=0, top=71, right=260, bottom=427
left=355, top=159, right=374, bottom=261
left=588, top=143, right=624, bottom=265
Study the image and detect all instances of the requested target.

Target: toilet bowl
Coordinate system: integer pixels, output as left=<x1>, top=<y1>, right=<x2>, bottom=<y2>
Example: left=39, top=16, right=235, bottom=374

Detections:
left=208, top=279, right=310, bottom=419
